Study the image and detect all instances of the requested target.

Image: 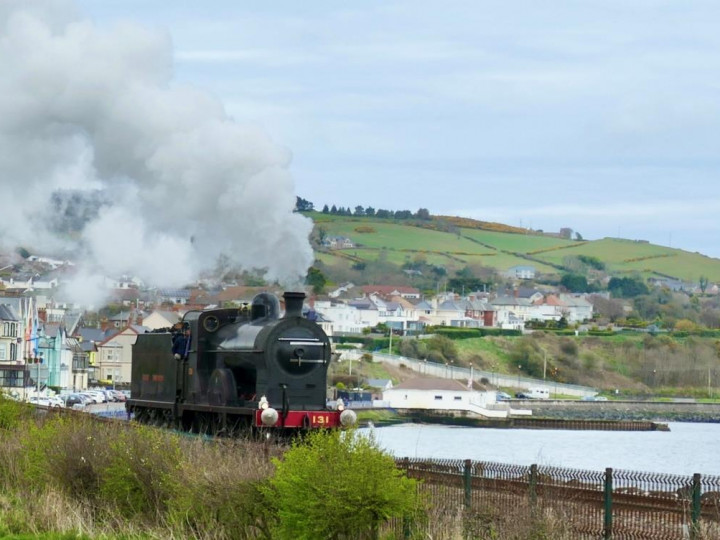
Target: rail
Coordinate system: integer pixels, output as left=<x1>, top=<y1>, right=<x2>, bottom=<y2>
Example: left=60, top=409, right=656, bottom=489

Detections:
left=394, top=457, right=720, bottom=539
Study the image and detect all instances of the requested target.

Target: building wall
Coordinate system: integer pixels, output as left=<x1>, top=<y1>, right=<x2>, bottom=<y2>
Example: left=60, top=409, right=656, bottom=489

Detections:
left=383, top=388, right=496, bottom=410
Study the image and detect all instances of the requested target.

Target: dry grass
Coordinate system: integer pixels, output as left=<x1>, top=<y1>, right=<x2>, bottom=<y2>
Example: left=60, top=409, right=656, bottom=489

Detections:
left=0, top=400, right=665, bottom=539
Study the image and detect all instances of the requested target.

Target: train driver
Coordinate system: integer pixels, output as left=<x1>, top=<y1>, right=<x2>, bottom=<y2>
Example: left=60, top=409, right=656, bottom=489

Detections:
left=172, top=326, right=191, bottom=360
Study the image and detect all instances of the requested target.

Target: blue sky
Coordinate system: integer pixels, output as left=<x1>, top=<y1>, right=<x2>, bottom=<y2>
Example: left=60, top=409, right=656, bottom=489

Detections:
left=76, top=1, right=720, bottom=258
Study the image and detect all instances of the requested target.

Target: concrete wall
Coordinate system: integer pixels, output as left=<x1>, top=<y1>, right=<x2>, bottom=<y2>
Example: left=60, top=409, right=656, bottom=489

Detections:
left=514, top=400, right=720, bottom=422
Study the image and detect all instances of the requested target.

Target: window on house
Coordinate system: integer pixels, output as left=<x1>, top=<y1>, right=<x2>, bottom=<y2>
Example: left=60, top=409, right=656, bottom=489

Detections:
left=454, top=396, right=462, bottom=401
left=434, top=395, right=442, bottom=400
left=0, top=345, right=5, bottom=360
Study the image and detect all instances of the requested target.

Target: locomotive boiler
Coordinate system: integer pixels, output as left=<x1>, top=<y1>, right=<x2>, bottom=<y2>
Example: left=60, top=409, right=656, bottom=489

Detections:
left=126, top=291, right=357, bottom=434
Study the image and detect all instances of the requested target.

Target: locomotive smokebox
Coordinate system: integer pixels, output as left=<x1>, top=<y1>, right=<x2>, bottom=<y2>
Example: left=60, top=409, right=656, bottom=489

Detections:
left=283, top=291, right=306, bottom=318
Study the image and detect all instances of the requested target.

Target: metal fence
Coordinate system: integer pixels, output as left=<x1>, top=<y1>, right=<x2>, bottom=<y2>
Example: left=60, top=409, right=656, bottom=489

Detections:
left=343, top=350, right=598, bottom=397
left=395, top=457, right=720, bottom=539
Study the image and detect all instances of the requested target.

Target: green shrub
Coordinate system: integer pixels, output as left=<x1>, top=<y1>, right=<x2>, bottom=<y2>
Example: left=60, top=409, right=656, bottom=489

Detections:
left=100, top=425, right=182, bottom=517
left=20, top=416, right=105, bottom=497
left=0, top=395, right=28, bottom=431
left=267, top=429, right=419, bottom=540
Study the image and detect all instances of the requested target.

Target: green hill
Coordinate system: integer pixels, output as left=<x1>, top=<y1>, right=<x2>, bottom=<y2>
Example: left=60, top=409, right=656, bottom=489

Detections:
left=308, top=212, right=720, bottom=283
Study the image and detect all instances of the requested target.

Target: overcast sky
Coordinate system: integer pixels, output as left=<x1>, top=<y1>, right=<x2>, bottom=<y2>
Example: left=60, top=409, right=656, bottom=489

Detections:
left=75, top=1, right=720, bottom=258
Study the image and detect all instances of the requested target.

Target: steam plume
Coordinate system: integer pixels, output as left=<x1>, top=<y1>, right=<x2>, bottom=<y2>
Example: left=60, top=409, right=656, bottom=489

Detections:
left=0, top=1, right=313, bottom=303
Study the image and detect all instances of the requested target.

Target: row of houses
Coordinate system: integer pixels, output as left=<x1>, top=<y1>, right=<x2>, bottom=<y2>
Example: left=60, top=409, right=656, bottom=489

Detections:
left=1, top=278, right=593, bottom=396
left=314, top=284, right=594, bottom=335
left=0, top=297, right=182, bottom=395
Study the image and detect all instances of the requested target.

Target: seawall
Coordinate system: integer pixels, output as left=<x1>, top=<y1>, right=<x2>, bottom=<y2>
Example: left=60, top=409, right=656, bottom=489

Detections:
left=514, top=400, right=720, bottom=423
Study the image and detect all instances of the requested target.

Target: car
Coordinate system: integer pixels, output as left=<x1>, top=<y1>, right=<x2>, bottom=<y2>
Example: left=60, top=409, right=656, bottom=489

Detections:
left=110, top=390, right=127, bottom=402
left=60, top=394, right=87, bottom=409
left=28, top=396, right=51, bottom=407
left=515, top=392, right=532, bottom=399
left=47, top=395, right=64, bottom=408
left=496, top=391, right=512, bottom=401
left=80, top=392, right=103, bottom=404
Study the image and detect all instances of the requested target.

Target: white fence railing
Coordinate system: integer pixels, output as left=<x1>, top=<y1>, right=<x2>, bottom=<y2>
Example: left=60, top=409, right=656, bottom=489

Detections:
left=339, top=350, right=597, bottom=398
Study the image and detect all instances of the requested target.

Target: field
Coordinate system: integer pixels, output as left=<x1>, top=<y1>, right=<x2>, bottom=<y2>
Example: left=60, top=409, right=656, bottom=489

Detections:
left=309, top=212, right=720, bottom=282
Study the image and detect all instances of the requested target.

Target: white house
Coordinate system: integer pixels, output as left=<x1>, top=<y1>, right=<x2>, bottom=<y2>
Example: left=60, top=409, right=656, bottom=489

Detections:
left=504, top=265, right=536, bottom=280
left=313, top=300, right=365, bottom=334
left=382, top=378, right=513, bottom=418
left=558, top=294, right=594, bottom=323
left=347, top=298, right=380, bottom=329
left=142, top=310, right=181, bottom=331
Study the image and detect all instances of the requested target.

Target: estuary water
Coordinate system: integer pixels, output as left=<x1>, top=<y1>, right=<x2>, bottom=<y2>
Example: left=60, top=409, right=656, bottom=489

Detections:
left=361, top=422, right=720, bottom=477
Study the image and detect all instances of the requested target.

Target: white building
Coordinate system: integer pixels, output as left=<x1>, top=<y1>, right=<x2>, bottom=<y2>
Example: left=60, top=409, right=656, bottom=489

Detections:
left=313, top=300, right=365, bottom=334
left=142, top=310, right=181, bottom=331
left=382, top=378, right=519, bottom=418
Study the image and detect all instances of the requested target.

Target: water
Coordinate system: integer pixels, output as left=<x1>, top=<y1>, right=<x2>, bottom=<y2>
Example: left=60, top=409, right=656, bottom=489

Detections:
left=362, top=422, right=720, bottom=477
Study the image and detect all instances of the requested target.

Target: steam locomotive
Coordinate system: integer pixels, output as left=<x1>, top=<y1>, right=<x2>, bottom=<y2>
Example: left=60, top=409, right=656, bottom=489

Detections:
left=126, top=291, right=357, bottom=435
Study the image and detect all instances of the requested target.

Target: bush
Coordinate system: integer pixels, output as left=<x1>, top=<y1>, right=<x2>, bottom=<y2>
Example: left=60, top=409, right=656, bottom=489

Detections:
left=266, top=429, right=419, bottom=539
left=559, top=338, right=578, bottom=357
left=100, top=425, right=182, bottom=517
left=0, top=395, right=28, bottom=432
left=20, top=416, right=106, bottom=498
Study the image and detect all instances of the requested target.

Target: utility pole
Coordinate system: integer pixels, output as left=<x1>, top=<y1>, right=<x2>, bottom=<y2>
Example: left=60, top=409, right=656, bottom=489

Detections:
left=543, top=349, right=547, bottom=380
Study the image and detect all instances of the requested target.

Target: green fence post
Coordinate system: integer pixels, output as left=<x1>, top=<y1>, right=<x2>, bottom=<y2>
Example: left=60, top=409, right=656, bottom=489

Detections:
left=529, top=463, right=538, bottom=508
left=604, top=467, right=613, bottom=540
left=464, top=459, right=472, bottom=509
left=691, top=473, right=702, bottom=540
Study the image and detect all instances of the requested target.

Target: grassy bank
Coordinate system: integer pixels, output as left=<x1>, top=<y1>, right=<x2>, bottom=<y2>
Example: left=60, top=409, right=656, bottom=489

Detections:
left=0, top=396, right=578, bottom=539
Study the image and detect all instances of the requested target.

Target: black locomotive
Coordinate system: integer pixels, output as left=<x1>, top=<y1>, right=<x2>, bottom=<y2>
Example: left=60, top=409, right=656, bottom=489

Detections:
left=126, top=291, right=356, bottom=434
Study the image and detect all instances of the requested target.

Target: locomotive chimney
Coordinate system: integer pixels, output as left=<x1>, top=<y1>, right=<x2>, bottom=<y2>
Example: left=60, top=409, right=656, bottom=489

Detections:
left=283, top=291, right=306, bottom=318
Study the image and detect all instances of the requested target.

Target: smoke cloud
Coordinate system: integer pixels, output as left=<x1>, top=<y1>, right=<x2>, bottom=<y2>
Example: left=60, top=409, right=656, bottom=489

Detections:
left=0, top=1, right=314, bottom=303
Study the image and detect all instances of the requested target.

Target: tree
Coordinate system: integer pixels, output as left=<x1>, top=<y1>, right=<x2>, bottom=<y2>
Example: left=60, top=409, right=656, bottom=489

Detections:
left=354, top=205, right=365, bottom=216
left=375, top=209, right=391, bottom=219
left=365, top=206, right=375, bottom=217
left=330, top=204, right=338, bottom=214
left=266, top=430, right=419, bottom=540
left=415, top=208, right=431, bottom=220
left=575, top=232, right=584, bottom=241
left=295, top=196, right=314, bottom=212
left=321, top=204, right=329, bottom=214
left=675, top=319, right=700, bottom=333
left=561, top=273, right=589, bottom=293
left=608, top=276, right=649, bottom=298
left=316, top=226, right=327, bottom=246
left=699, top=275, right=709, bottom=294
left=305, top=267, right=327, bottom=295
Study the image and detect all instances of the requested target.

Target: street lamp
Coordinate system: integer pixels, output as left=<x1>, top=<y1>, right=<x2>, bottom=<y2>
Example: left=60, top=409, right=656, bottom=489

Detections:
left=517, top=364, right=522, bottom=388
left=29, top=350, right=43, bottom=398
